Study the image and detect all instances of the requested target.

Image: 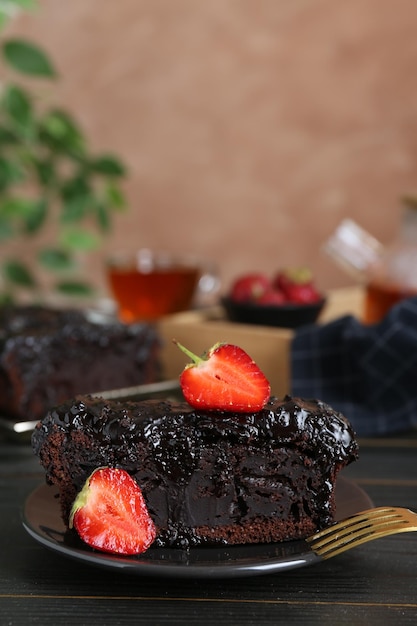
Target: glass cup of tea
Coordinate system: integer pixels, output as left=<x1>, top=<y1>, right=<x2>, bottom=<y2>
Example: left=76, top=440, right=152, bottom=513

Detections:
left=106, top=249, right=220, bottom=323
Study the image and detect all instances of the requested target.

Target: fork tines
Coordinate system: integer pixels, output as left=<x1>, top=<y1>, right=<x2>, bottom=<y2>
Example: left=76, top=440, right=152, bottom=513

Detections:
left=306, top=506, right=417, bottom=560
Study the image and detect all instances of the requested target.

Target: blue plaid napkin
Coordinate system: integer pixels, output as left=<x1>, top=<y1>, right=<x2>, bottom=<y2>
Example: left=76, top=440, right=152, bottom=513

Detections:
left=291, top=297, right=417, bottom=436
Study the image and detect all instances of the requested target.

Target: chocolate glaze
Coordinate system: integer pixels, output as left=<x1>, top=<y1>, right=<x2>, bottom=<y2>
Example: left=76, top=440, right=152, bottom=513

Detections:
left=32, top=395, right=359, bottom=548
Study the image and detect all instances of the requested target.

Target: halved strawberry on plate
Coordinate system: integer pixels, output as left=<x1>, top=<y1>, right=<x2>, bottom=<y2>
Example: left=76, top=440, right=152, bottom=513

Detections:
left=69, top=467, right=156, bottom=555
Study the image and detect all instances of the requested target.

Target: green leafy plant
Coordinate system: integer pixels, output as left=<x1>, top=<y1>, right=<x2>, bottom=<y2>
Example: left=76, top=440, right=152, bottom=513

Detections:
left=0, top=0, right=127, bottom=304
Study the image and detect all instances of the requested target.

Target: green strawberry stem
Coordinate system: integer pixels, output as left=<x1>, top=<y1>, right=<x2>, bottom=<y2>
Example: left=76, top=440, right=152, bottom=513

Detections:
left=173, top=339, right=206, bottom=365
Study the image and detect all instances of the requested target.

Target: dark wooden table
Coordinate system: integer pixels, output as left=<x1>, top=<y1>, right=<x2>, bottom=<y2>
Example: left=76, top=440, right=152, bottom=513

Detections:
left=1, top=431, right=417, bottom=626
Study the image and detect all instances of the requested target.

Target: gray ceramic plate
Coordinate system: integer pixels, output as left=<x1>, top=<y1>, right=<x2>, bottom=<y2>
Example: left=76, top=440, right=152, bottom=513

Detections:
left=22, top=477, right=372, bottom=579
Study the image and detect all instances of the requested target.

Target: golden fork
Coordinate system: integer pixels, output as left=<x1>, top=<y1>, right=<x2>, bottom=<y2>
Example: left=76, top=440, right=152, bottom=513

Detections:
left=306, top=506, right=417, bottom=560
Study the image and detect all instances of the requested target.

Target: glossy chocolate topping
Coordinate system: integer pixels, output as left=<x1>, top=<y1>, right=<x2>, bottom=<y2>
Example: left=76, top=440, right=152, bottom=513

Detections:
left=39, top=395, right=356, bottom=455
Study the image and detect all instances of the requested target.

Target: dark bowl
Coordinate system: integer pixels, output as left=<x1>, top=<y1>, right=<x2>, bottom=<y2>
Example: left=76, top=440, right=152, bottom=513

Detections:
left=222, top=296, right=326, bottom=329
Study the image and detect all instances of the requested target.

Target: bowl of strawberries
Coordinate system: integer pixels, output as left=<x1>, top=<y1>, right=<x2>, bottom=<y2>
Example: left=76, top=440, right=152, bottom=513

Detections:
left=222, top=268, right=326, bottom=329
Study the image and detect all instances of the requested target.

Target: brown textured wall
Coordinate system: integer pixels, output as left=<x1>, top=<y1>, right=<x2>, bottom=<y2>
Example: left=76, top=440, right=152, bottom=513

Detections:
left=5, top=0, right=417, bottom=298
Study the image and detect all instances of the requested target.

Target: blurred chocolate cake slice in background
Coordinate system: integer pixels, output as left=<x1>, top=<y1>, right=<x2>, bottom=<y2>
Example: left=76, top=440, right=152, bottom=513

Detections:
left=0, top=305, right=161, bottom=422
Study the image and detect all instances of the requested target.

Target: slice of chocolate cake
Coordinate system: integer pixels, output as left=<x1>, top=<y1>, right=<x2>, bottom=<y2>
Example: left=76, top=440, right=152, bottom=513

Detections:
left=32, top=394, right=358, bottom=548
left=0, top=305, right=161, bottom=422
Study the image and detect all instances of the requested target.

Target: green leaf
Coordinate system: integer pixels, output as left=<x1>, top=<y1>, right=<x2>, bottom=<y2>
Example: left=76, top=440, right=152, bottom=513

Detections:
left=0, top=292, right=14, bottom=306
left=0, top=0, right=36, bottom=12
left=39, top=109, right=85, bottom=156
left=105, top=182, right=126, bottom=210
left=0, top=157, right=24, bottom=191
left=95, top=202, right=111, bottom=232
left=60, top=196, right=90, bottom=223
left=0, top=126, right=18, bottom=145
left=0, top=215, right=14, bottom=240
left=2, top=84, right=33, bottom=136
left=0, top=196, right=35, bottom=219
left=38, top=247, right=74, bottom=271
left=59, top=174, right=95, bottom=222
left=90, top=155, right=126, bottom=177
left=34, top=158, right=55, bottom=187
left=2, top=39, right=56, bottom=77
left=55, top=280, right=94, bottom=296
left=60, top=174, right=90, bottom=201
left=0, top=197, right=47, bottom=235
left=60, top=176, right=92, bottom=220
left=9, top=0, right=36, bottom=6
left=0, top=197, right=44, bottom=225
left=59, top=228, right=100, bottom=251
left=23, top=198, right=47, bottom=233
left=2, top=259, right=36, bottom=287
